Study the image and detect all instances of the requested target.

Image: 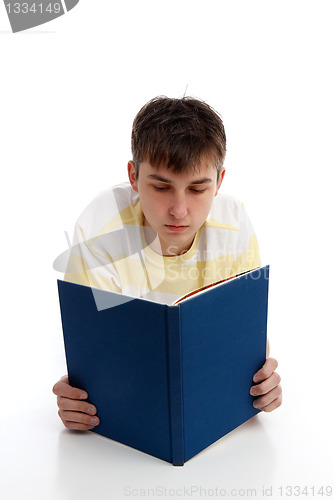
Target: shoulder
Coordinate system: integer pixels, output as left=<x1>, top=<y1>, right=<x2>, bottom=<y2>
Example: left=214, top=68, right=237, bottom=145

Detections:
left=76, top=183, right=140, bottom=237
left=79, top=183, right=137, bottom=215
left=206, top=193, right=246, bottom=230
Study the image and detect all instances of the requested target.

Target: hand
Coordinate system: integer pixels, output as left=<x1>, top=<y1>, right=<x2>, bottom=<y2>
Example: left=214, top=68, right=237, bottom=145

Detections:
left=52, top=375, right=100, bottom=430
left=250, top=358, right=282, bottom=412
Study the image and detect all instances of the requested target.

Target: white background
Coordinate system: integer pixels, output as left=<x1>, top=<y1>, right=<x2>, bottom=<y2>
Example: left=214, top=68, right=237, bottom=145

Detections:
left=1, top=1, right=333, bottom=499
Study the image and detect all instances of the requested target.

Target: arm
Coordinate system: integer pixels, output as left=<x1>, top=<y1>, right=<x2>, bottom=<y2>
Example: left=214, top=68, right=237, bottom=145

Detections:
left=250, top=339, right=282, bottom=412
left=52, top=375, right=100, bottom=431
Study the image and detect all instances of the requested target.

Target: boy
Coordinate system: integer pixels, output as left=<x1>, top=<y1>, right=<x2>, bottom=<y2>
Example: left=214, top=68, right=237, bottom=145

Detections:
left=53, top=96, right=282, bottom=431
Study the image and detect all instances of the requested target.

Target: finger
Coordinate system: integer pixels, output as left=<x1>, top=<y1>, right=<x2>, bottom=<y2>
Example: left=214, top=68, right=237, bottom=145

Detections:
left=252, top=384, right=282, bottom=410
left=52, top=374, right=70, bottom=394
left=253, top=357, right=278, bottom=383
left=57, top=397, right=97, bottom=416
left=53, top=377, right=88, bottom=400
left=250, top=371, right=281, bottom=396
left=59, top=410, right=100, bottom=429
left=261, top=394, right=283, bottom=413
left=62, top=421, right=96, bottom=431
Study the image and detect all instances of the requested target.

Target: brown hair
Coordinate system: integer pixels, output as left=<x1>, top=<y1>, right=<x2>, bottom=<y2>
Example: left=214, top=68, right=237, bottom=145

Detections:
left=131, top=96, right=226, bottom=180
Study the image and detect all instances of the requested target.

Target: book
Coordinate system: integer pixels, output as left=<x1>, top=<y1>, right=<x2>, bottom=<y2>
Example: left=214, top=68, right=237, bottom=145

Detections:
left=57, top=265, right=269, bottom=466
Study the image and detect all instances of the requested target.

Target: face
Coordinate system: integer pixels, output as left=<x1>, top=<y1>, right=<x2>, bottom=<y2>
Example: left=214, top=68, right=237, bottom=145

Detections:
left=128, top=160, right=225, bottom=256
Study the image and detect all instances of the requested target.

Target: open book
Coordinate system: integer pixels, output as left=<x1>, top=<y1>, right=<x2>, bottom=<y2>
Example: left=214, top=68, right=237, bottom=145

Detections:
left=58, top=265, right=269, bottom=465
left=172, top=269, right=252, bottom=305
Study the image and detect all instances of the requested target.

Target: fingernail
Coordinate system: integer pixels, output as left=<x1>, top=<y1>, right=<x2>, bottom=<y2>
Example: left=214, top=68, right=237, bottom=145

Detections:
left=250, top=387, right=257, bottom=396
left=90, top=417, right=99, bottom=425
left=87, top=407, right=95, bottom=415
left=80, top=393, right=88, bottom=399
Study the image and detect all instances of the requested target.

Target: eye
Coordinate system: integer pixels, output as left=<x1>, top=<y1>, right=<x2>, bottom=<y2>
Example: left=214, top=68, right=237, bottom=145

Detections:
left=153, top=185, right=169, bottom=191
left=190, top=188, right=206, bottom=193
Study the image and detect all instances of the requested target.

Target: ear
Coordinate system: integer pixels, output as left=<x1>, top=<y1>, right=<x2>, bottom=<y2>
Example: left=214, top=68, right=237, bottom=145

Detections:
left=215, top=168, right=225, bottom=195
left=128, top=161, right=138, bottom=192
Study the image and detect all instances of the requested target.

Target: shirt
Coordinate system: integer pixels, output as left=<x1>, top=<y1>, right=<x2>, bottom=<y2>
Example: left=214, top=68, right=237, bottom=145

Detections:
left=65, top=183, right=261, bottom=305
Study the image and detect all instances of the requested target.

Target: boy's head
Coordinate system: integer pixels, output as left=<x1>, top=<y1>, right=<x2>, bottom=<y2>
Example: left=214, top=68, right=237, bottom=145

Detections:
left=131, top=96, right=226, bottom=181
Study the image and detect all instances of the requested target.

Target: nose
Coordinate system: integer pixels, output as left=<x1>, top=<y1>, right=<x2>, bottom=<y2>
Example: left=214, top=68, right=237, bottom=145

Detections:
left=169, top=193, right=188, bottom=219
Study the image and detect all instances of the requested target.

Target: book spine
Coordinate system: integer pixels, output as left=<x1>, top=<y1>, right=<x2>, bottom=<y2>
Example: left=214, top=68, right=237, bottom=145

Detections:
left=165, top=306, right=184, bottom=466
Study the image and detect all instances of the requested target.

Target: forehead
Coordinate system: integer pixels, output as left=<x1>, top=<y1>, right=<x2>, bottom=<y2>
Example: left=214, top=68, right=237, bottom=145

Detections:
left=140, top=160, right=217, bottom=183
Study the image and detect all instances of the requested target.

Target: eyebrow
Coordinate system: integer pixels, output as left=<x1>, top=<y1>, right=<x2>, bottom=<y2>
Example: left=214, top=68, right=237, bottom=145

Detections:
left=147, top=174, right=213, bottom=185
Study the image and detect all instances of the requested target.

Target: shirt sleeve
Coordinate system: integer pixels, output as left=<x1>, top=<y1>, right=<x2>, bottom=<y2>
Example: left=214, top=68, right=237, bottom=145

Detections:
left=229, top=203, right=262, bottom=276
left=64, top=221, right=121, bottom=294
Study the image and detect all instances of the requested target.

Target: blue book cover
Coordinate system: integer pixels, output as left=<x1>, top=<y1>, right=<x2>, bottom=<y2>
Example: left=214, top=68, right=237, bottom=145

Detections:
left=57, top=265, right=269, bottom=465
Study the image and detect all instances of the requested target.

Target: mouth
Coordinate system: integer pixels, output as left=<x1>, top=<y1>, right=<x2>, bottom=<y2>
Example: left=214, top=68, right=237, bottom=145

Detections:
left=165, top=225, right=189, bottom=232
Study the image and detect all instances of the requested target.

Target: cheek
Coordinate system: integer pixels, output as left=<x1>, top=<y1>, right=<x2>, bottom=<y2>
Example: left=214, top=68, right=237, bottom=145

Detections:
left=150, top=195, right=168, bottom=213
left=142, top=196, right=165, bottom=223
left=191, top=196, right=213, bottom=216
